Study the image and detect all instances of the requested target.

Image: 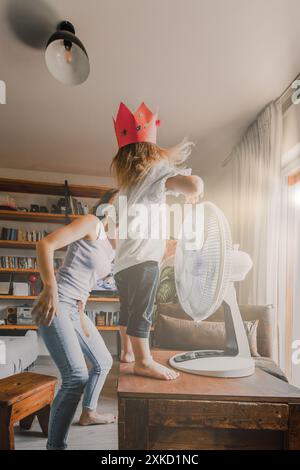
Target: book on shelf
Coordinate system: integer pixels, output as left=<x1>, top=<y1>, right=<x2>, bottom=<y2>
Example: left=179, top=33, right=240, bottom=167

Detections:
left=94, top=310, right=120, bottom=327
left=1, top=227, right=48, bottom=242
left=0, top=256, right=63, bottom=270
left=0, top=256, right=37, bottom=269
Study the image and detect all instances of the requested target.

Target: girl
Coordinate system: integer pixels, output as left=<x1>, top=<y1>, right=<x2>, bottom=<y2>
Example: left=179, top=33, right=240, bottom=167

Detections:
left=111, top=102, right=203, bottom=381
left=32, top=189, right=118, bottom=450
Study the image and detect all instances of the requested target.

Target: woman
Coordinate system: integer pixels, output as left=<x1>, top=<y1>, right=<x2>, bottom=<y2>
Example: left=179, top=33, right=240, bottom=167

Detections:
left=32, top=189, right=118, bottom=450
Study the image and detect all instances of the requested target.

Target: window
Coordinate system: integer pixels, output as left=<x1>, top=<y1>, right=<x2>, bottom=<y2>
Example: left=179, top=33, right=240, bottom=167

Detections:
left=279, top=162, right=300, bottom=386
left=285, top=173, right=300, bottom=386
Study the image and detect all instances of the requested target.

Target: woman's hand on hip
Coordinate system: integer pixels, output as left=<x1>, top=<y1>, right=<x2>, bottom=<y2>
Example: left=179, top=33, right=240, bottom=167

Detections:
left=32, top=284, right=59, bottom=327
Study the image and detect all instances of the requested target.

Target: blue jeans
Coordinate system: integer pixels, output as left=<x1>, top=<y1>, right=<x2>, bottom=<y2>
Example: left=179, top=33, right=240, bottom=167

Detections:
left=39, top=297, right=113, bottom=450
left=114, top=261, right=160, bottom=338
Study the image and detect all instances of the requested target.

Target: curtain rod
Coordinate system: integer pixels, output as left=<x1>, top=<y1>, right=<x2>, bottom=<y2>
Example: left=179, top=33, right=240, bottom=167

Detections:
left=222, top=72, right=300, bottom=167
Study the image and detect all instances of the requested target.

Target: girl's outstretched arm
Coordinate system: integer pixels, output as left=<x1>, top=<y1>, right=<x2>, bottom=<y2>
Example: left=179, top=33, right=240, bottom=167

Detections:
left=32, top=215, right=100, bottom=327
left=165, top=174, right=204, bottom=200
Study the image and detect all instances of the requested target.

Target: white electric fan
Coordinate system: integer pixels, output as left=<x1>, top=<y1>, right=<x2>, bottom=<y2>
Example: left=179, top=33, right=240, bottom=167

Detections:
left=169, top=202, right=255, bottom=378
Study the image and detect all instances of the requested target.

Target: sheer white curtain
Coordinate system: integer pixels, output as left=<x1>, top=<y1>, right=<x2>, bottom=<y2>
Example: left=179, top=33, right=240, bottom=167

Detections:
left=230, top=102, right=282, bottom=311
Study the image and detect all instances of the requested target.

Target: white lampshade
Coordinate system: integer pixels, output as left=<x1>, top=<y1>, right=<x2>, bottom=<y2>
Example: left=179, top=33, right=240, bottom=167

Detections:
left=45, top=21, right=90, bottom=86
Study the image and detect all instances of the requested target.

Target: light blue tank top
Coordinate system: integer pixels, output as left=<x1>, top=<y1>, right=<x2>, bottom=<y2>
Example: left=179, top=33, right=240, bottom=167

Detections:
left=56, top=223, right=114, bottom=303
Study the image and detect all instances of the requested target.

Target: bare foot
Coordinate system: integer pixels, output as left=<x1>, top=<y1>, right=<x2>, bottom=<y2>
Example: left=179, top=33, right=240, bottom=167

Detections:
left=79, top=412, right=117, bottom=426
left=134, top=359, right=179, bottom=380
left=120, top=350, right=135, bottom=363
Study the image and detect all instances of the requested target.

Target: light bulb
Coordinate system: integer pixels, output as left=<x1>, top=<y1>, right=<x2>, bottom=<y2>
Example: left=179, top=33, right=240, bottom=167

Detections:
left=64, top=47, right=73, bottom=64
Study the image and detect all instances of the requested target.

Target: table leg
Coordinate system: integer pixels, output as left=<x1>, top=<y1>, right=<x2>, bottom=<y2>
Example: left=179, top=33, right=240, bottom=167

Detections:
left=20, top=413, right=35, bottom=431
left=0, top=406, right=14, bottom=450
left=119, top=398, right=149, bottom=450
left=286, top=404, right=300, bottom=450
left=116, top=331, right=121, bottom=358
left=37, top=404, right=51, bottom=437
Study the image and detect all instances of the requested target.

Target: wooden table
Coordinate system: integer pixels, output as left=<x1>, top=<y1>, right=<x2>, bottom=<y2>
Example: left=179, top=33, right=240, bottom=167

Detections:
left=118, top=350, right=300, bottom=450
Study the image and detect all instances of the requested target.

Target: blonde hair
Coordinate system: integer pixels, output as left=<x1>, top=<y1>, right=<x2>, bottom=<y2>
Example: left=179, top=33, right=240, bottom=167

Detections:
left=111, top=139, right=194, bottom=189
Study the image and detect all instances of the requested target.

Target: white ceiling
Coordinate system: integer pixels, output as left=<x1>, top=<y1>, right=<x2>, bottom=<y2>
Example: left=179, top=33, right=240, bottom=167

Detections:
left=0, top=0, right=300, bottom=179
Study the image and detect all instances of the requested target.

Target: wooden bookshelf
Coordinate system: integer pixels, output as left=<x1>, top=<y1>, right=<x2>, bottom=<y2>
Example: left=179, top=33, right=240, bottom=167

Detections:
left=0, top=177, right=112, bottom=199
left=0, top=209, right=80, bottom=224
left=0, top=295, right=119, bottom=302
left=0, top=178, right=119, bottom=343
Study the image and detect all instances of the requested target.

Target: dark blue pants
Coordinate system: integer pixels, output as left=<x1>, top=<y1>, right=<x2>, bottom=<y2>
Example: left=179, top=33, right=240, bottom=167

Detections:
left=115, top=261, right=160, bottom=338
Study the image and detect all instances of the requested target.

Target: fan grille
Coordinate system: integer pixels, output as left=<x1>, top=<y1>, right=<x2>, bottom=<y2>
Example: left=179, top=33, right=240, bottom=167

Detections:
left=175, top=202, right=232, bottom=321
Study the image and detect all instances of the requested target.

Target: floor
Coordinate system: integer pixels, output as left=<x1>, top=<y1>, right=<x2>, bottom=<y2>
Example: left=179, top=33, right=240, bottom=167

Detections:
left=14, top=356, right=119, bottom=450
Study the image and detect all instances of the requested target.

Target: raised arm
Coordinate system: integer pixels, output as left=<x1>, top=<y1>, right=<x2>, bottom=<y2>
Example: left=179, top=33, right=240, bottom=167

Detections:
left=165, top=174, right=204, bottom=202
left=33, top=215, right=100, bottom=327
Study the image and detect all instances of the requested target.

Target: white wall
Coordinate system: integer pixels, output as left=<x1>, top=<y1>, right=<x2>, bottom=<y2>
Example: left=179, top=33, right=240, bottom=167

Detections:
left=203, top=162, right=234, bottom=227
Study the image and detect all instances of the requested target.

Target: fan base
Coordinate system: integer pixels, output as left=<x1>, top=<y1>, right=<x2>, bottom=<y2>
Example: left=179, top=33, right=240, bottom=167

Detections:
left=169, top=353, right=255, bottom=378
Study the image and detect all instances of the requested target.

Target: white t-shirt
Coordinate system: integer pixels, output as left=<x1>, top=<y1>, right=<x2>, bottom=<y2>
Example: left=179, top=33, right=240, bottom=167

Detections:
left=113, top=159, right=191, bottom=275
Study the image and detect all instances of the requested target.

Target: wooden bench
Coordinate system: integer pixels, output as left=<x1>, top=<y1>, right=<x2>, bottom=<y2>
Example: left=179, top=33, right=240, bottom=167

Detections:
left=0, top=372, right=57, bottom=450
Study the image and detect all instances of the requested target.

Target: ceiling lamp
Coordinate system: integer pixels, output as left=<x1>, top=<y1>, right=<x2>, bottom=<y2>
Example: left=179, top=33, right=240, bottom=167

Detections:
left=45, top=21, right=90, bottom=86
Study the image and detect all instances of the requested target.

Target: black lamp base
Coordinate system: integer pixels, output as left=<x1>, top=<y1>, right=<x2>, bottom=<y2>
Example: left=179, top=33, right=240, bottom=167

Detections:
left=57, top=21, right=75, bottom=35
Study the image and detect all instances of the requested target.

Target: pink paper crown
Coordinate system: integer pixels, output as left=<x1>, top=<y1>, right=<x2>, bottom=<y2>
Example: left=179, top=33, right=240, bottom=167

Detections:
left=113, top=102, right=160, bottom=148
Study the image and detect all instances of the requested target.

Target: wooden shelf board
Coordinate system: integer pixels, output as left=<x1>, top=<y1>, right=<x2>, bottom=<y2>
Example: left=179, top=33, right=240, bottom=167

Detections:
left=0, top=177, right=112, bottom=199
left=0, top=324, right=38, bottom=330
left=0, top=240, right=66, bottom=251
left=0, top=240, right=37, bottom=249
left=0, top=324, right=120, bottom=331
left=0, top=324, right=153, bottom=332
left=0, top=295, right=38, bottom=300
left=0, top=269, right=59, bottom=274
left=0, top=295, right=119, bottom=302
left=96, top=326, right=120, bottom=331
left=0, top=210, right=81, bottom=224
left=0, top=268, right=40, bottom=274
left=89, top=297, right=119, bottom=303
